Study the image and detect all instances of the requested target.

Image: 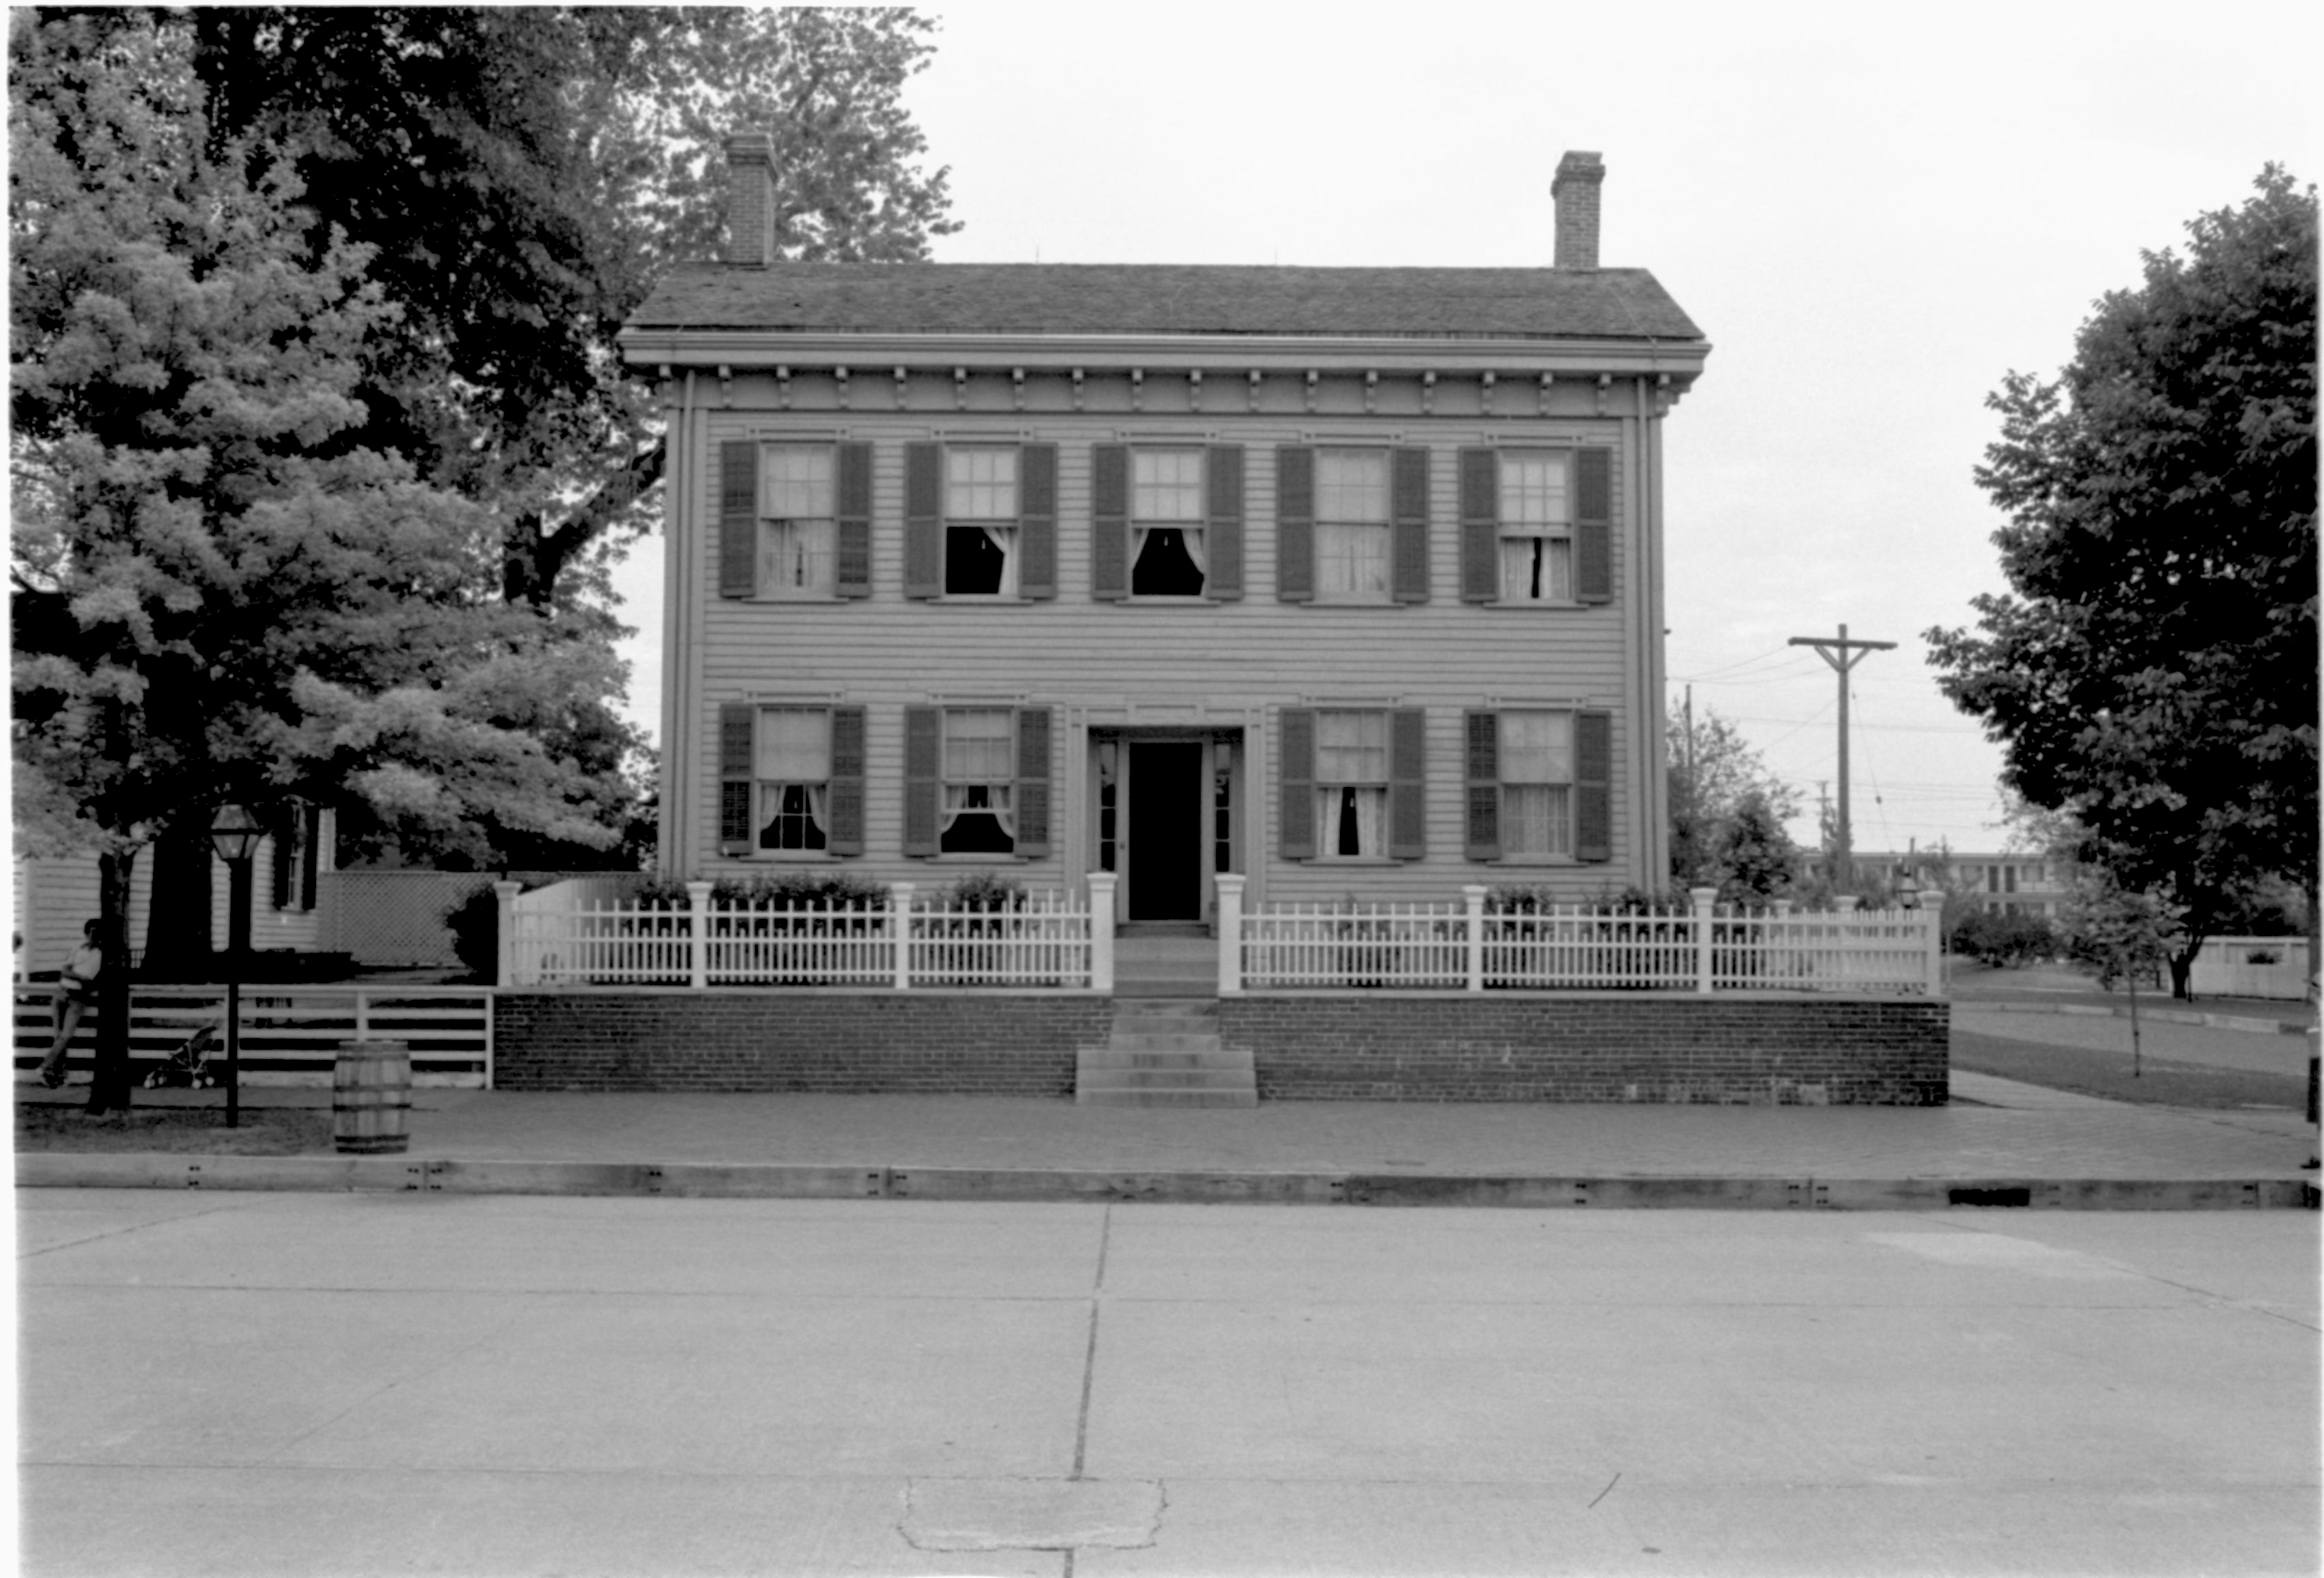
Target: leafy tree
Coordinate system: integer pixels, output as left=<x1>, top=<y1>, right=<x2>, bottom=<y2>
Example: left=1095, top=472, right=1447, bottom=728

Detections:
left=1927, top=167, right=2318, bottom=997
left=2063, top=873, right=2186, bottom=1073
left=1706, top=790, right=1800, bottom=906
left=1667, top=701, right=1802, bottom=888
left=183, top=6, right=959, bottom=611
left=10, top=11, right=618, bottom=1110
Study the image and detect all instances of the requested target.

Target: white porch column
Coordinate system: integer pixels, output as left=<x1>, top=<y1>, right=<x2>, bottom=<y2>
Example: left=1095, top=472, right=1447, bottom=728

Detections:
left=1087, top=873, right=1117, bottom=994
left=1691, top=886, right=1718, bottom=995
left=686, top=880, right=712, bottom=991
left=1462, top=884, right=1487, bottom=993
left=889, top=881, right=916, bottom=990
left=493, top=880, right=521, bottom=988
left=1215, top=873, right=1245, bottom=996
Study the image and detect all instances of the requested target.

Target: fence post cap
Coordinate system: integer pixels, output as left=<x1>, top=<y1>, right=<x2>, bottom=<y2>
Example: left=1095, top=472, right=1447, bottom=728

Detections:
left=492, top=880, right=522, bottom=897
left=1461, top=884, right=1489, bottom=898
left=684, top=880, right=714, bottom=896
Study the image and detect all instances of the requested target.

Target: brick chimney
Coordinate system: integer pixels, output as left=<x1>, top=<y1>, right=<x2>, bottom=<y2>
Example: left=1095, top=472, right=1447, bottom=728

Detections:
left=724, top=133, right=775, bottom=266
left=1552, top=150, right=1605, bottom=270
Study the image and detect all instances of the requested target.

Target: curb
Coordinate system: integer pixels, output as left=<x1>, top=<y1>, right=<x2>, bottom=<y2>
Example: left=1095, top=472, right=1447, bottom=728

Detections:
left=1956, top=1001, right=2312, bottom=1036
left=17, top=1153, right=2319, bottom=1210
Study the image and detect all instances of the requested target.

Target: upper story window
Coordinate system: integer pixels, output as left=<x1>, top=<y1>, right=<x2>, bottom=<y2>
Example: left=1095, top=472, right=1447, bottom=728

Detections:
left=944, top=448, right=1019, bottom=596
left=759, top=445, right=835, bottom=597
left=904, top=442, right=1057, bottom=601
left=1314, top=450, right=1390, bottom=603
left=1497, top=454, right=1572, bottom=603
left=755, top=707, right=831, bottom=851
left=718, top=441, right=870, bottom=602
left=1130, top=449, right=1207, bottom=596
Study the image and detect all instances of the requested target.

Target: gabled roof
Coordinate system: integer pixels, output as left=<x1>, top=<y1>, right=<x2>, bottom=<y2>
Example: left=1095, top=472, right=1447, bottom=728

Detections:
left=623, top=261, right=1704, bottom=344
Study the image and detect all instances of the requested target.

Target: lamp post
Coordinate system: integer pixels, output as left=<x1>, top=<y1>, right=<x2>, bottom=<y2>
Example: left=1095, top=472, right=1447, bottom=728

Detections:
left=207, top=804, right=263, bottom=1129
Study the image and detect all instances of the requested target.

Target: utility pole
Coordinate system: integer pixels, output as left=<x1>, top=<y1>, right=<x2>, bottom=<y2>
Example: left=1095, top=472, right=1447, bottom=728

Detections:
left=1788, top=624, right=1896, bottom=891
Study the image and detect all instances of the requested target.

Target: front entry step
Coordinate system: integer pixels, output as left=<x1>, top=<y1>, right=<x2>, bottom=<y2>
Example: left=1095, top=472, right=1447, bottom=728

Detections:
left=1111, top=934, right=1218, bottom=999
left=1075, top=998, right=1254, bottom=1108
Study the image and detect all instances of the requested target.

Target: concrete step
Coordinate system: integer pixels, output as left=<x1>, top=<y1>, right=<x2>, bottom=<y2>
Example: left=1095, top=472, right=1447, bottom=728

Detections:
left=1076, top=1067, right=1252, bottom=1092
left=1105, top=1031, right=1235, bottom=1054
left=1072, top=1085, right=1257, bottom=1109
left=1078, top=1046, right=1252, bottom=1072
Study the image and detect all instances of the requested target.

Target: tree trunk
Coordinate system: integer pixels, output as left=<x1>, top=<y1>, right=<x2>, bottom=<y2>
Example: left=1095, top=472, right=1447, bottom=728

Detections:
left=85, top=848, right=138, bottom=1116
left=142, top=825, right=214, bottom=980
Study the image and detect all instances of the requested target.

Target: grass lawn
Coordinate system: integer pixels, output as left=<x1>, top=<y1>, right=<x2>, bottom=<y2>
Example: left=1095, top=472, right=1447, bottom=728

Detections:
left=13, top=1102, right=334, bottom=1155
left=1952, top=1030, right=2311, bottom=1111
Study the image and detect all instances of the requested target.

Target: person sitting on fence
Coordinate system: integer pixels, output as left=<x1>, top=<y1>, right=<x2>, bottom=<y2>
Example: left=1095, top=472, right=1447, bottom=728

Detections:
left=37, top=920, right=103, bottom=1089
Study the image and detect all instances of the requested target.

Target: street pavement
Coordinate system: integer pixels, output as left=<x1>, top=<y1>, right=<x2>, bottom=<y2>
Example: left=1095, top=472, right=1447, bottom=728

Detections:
left=15, top=1189, right=2318, bottom=1577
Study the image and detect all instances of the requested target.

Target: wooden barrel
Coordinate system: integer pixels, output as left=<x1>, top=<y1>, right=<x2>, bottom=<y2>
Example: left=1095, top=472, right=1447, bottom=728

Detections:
left=334, top=1040, right=411, bottom=1155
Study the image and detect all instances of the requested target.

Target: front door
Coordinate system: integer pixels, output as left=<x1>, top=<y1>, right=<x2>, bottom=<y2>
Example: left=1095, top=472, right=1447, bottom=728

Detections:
left=1128, top=742, right=1203, bottom=920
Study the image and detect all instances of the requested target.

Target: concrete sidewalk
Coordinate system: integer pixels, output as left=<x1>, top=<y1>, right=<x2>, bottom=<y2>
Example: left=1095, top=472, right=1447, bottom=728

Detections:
left=17, top=1068, right=2320, bottom=1208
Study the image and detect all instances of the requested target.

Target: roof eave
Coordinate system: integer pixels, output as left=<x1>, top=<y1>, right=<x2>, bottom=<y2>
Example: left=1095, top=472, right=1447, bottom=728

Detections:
left=615, top=327, right=1711, bottom=381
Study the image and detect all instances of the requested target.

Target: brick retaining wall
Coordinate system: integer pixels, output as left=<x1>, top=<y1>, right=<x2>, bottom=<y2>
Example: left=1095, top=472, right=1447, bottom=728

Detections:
left=494, top=991, right=1105, bottom=1094
left=1220, top=995, right=1947, bottom=1105
left=492, top=990, right=1945, bottom=1104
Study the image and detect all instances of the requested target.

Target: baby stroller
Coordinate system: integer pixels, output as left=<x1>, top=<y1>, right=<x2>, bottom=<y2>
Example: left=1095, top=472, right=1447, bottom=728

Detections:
left=142, top=1023, right=219, bottom=1089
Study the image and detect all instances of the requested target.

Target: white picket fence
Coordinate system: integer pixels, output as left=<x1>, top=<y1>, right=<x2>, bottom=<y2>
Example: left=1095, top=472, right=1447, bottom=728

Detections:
left=1220, top=878, right=1943, bottom=997
left=500, top=878, right=1111, bottom=991
left=12, top=984, right=493, bottom=1086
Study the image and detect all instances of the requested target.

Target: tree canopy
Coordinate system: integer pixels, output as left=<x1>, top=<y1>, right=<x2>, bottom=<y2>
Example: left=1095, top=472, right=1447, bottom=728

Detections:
left=1926, top=167, right=2318, bottom=992
left=7, top=10, right=639, bottom=1103
left=1667, top=701, right=1802, bottom=892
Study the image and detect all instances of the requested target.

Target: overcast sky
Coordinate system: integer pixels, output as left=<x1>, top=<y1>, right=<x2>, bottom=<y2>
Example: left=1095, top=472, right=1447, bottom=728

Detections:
left=610, top=0, right=2321, bottom=856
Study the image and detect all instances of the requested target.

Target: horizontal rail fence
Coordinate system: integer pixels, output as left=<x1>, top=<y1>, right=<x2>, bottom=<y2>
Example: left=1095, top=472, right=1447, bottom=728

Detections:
left=500, top=880, right=1100, bottom=991
left=12, top=985, right=492, bottom=1086
left=1222, top=880, right=1941, bottom=997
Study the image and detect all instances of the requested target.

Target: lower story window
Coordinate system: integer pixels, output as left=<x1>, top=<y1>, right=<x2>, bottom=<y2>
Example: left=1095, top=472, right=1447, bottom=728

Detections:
left=757, top=709, right=831, bottom=851
left=1316, top=710, right=1388, bottom=858
left=1498, top=711, right=1573, bottom=856
left=941, top=709, right=1017, bottom=854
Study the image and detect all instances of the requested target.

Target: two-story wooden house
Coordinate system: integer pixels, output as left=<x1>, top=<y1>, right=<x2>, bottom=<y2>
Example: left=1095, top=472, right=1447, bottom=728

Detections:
left=620, top=145, right=1708, bottom=929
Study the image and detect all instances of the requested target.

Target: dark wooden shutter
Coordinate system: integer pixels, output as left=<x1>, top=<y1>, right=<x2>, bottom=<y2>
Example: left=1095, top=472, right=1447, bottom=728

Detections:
left=1275, top=446, right=1314, bottom=603
left=1388, top=708, right=1427, bottom=859
left=1390, top=447, right=1429, bottom=604
left=903, top=442, right=942, bottom=599
left=1018, top=443, right=1057, bottom=599
left=835, top=442, right=872, bottom=598
left=1277, top=707, right=1316, bottom=860
left=1464, top=710, right=1501, bottom=860
left=269, top=806, right=293, bottom=909
left=1090, top=445, right=1128, bottom=601
left=1206, top=444, right=1244, bottom=599
left=902, top=706, right=941, bottom=856
left=720, top=442, right=758, bottom=598
left=1574, top=448, right=1612, bottom=604
left=1015, top=707, right=1052, bottom=857
left=718, top=703, right=755, bottom=854
left=299, top=804, right=321, bottom=909
left=1459, top=448, right=1499, bottom=602
left=1574, top=709, right=1612, bottom=862
left=826, top=706, right=866, bottom=855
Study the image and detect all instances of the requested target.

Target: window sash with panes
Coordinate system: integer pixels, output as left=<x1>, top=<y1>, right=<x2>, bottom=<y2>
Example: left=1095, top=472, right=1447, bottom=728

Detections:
left=1316, top=711, right=1389, bottom=858
left=1498, top=711, right=1574, bottom=856
left=1130, top=449, right=1207, bottom=596
left=945, top=449, right=1019, bottom=596
left=1499, top=454, right=1572, bottom=603
left=759, top=446, right=835, bottom=596
left=757, top=709, right=831, bottom=850
left=940, top=709, right=1016, bottom=853
left=1314, top=451, right=1390, bottom=602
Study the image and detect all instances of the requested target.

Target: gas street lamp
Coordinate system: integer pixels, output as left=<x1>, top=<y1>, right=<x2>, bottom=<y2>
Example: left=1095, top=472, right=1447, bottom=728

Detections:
left=206, top=803, right=264, bottom=1128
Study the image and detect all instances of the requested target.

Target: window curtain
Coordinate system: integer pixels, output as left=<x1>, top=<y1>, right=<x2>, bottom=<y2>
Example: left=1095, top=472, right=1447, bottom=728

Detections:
left=1181, top=526, right=1208, bottom=576
left=941, top=784, right=1015, bottom=837
left=979, top=524, right=1019, bottom=596
left=1318, top=786, right=1386, bottom=857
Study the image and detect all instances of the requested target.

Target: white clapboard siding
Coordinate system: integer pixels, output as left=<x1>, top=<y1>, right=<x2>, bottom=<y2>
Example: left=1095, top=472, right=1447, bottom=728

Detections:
left=686, top=408, right=1646, bottom=898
